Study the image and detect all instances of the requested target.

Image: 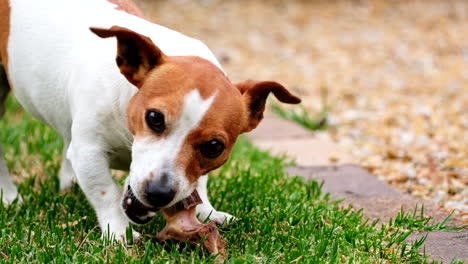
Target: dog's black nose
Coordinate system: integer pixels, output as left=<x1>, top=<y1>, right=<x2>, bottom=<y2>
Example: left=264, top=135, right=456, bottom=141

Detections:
left=145, top=182, right=176, bottom=208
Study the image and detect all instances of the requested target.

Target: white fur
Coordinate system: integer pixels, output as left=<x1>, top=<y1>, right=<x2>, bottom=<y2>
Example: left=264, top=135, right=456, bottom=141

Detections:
left=1, top=0, right=232, bottom=242
left=196, top=175, right=235, bottom=225
left=129, top=90, right=215, bottom=207
left=0, top=148, right=20, bottom=204
left=58, top=142, right=76, bottom=191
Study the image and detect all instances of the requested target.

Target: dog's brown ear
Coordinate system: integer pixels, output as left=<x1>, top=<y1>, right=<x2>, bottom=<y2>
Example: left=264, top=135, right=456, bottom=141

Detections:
left=236, top=80, right=301, bottom=132
left=90, top=26, right=166, bottom=88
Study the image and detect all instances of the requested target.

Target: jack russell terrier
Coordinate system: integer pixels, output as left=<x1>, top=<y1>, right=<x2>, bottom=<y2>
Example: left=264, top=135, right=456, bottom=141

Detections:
left=0, top=0, right=300, bottom=242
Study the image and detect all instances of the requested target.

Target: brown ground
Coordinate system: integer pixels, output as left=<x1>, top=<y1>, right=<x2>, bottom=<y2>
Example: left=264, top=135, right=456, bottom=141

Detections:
left=136, top=0, right=468, bottom=223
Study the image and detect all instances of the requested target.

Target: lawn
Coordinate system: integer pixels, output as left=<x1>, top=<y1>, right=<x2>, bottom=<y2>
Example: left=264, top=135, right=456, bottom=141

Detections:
left=0, top=97, right=462, bottom=263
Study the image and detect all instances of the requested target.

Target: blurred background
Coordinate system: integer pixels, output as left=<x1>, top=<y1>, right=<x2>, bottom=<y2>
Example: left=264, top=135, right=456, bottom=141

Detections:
left=135, top=0, right=467, bottom=222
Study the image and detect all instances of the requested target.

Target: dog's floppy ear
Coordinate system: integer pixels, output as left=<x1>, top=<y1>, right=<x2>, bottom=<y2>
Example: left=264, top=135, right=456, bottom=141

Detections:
left=90, top=26, right=166, bottom=88
left=236, top=80, right=301, bottom=132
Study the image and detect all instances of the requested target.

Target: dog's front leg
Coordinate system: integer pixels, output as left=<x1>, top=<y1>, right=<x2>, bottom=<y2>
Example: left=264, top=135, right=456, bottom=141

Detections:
left=195, top=175, right=235, bottom=225
left=58, top=141, right=76, bottom=191
left=67, top=140, right=139, bottom=244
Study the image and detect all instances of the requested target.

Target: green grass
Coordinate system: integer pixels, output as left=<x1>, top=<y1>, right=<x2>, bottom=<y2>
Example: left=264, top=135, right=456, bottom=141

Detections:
left=0, top=96, right=464, bottom=263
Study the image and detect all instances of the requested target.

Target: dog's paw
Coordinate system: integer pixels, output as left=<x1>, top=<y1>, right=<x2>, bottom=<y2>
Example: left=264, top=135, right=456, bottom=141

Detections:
left=58, top=166, right=76, bottom=191
left=196, top=204, right=236, bottom=225
left=209, top=211, right=236, bottom=225
left=59, top=177, right=76, bottom=191
left=101, top=225, right=141, bottom=246
left=1, top=187, right=22, bottom=205
left=98, top=207, right=142, bottom=246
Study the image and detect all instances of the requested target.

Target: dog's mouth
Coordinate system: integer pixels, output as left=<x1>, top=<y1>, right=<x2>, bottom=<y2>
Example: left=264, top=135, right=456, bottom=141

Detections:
left=122, top=186, right=158, bottom=224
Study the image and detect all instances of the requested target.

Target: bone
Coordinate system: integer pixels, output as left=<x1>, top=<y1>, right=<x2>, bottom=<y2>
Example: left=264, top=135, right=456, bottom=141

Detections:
left=157, top=191, right=226, bottom=261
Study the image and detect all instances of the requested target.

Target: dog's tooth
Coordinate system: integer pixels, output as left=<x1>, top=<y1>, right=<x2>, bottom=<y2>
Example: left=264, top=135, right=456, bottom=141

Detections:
left=126, top=198, right=132, bottom=205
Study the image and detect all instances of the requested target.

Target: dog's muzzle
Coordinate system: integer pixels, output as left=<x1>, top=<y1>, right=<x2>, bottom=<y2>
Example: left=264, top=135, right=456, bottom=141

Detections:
left=122, top=186, right=158, bottom=224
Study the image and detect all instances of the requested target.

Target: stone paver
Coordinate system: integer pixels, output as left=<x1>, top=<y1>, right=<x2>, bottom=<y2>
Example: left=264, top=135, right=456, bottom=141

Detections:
left=285, top=165, right=458, bottom=225
left=247, top=116, right=468, bottom=263
left=247, top=116, right=353, bottom=166
left=286, top=165, right=400, bottom=198
left=407, top=230, right=468, bottom=263
left=287, top=165, right=468, bottom=263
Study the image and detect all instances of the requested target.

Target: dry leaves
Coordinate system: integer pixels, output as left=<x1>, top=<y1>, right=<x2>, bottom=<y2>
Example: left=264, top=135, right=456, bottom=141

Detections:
left=59, top=216, right=87, bottom=228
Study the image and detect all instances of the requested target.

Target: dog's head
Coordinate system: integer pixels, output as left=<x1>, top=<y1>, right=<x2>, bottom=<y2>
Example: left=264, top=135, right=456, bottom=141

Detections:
left=91, top=26, right=300, bottom=223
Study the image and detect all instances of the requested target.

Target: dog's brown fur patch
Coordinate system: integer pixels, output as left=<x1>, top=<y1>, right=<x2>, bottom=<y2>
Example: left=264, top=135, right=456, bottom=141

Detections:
left=0, top=0, right=11, bottom=71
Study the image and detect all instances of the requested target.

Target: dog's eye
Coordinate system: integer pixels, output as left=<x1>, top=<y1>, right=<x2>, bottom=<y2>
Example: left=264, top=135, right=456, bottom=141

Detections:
left=145, top=110, right=165, bottom=133
left=199, top=139, right=225, bottom=158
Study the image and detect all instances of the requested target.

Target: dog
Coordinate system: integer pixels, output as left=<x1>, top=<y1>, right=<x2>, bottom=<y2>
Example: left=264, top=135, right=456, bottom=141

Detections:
left=0, top=0, right=300, bottom=242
